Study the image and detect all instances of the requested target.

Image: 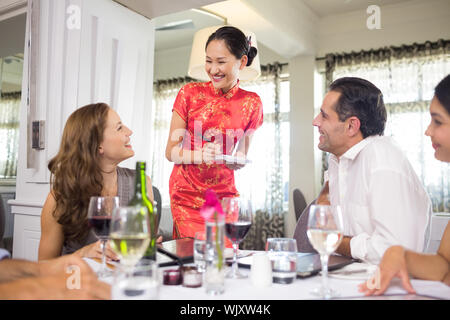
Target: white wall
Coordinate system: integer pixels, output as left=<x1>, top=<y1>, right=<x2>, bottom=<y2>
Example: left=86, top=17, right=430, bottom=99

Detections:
left=0, top=12, right=25, bottom=58
left=317, top=0, right=450, bottom=56
left=154, top=42, right=288, bottom=80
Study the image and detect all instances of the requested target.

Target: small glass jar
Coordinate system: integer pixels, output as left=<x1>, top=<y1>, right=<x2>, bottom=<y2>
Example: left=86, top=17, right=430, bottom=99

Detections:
left=163, top=268, right=182, bottom=285
left=182, top=266, right=202, bottom=288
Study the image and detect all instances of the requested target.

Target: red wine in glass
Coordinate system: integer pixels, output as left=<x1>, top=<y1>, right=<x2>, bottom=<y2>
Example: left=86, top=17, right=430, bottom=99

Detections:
left=225, top=221, right=252, bottom=243
left=88, top=216, right=112, bottom=240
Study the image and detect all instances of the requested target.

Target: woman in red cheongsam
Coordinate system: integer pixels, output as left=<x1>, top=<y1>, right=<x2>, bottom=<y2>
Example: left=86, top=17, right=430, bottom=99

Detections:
left=165, top=26, right=263, bottom=244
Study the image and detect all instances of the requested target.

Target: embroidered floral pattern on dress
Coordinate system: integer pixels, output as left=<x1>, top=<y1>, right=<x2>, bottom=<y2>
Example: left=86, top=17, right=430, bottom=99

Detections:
left=169, top=81, right=263, bottom=243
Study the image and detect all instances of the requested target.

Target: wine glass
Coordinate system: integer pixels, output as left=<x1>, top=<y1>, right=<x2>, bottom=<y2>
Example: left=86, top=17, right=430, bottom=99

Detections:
left=307, top=204, right=344, bottom=299
left=109, top=205, right=151, bottom=270
left=87, top=196, right=119, bottom=278
left=222, top=197, right=253, bottom=279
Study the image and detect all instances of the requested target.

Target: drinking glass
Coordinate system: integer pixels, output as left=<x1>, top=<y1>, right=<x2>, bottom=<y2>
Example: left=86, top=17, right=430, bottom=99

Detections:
left=307, top=204, right=344, bottom=299
left=112, top=259, right=159, bottom=300
left=87, top=196, right=119, bottom=278
left=109, top=205, right=151, bottom=270
left=265, top=238, right=297, bottom=284
left=222, top=197, right=253, bottom=279
left=194, top=231, right=206, bottom=272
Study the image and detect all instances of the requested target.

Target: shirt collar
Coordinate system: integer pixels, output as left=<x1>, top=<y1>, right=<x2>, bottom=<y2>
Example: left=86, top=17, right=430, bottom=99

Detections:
left=342, top=136, right=378, bottom=161
left=330, top=135, right=378, bottom=163
left=209, top=80, right=240, bottom=99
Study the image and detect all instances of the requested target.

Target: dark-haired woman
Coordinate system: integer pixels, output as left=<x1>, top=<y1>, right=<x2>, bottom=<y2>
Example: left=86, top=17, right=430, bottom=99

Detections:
left=165, top=26, right=263, bottom=241
left=38, top=103, right=154, bottom=260
left=359, top=74, right=450, bottom=295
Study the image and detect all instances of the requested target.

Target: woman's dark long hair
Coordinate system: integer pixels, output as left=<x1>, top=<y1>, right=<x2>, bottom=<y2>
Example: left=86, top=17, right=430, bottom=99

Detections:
left=48, top=103, right=110, bottom=243
left=206, top=26, right=258, bottom=67
left=435, top=74, right=450, bottom=114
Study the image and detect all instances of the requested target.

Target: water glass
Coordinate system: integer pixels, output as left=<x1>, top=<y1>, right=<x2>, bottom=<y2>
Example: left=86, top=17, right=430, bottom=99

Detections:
left=112, top=259, right=159, bottom=300
left=265, top=238, right=298, bottom=284
left=194, top=231, right=206, bottom=272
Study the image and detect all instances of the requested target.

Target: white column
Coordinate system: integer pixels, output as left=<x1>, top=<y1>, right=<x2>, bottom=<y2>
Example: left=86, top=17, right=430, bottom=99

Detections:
left=287, top=54, right=316, bottom=237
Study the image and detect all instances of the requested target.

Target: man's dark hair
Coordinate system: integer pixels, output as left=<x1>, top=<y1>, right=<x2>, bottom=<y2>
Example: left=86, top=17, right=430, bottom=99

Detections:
left=435, top=74, right=450, bottom=115
left=329, top=77, right=387, bottom=138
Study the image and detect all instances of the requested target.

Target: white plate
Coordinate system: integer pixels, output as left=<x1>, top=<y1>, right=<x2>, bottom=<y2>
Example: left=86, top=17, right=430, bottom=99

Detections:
left=326, top=262, right=378, bottom=280
left=214, top=155, right=252, bottom=164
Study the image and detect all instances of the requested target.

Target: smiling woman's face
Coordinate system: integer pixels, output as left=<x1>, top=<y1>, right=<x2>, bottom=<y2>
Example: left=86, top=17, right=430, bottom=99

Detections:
left=98, top=108, right=134, bottom=163
left=425, top=96, right=450, bottom=163
left=205, top=39, right=246, bottom=93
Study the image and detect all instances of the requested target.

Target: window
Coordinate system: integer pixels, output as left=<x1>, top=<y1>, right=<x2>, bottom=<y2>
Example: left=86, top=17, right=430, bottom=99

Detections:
left=0, top=55, right=23, bottom=182
left=237, top=76, right=290, bottom=212
left=326, top=42, right=450, bottom=212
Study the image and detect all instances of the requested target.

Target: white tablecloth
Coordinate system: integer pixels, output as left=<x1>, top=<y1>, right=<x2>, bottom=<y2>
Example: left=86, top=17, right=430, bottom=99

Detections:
left=84, top=257, right=450, bottom=300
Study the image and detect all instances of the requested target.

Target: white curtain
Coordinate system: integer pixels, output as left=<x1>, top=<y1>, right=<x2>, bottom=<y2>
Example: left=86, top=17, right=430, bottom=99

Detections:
left=0, top=92, right=21, bottom=179
left=325, top=40, right=450, bottom=212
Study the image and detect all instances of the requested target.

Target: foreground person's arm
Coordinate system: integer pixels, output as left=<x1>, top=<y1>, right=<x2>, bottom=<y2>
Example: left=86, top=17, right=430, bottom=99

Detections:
left=359, top=222, right=450, bottom=296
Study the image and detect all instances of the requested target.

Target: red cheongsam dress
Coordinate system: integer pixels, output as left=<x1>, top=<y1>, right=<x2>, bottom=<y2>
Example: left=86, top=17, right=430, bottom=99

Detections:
left=169, top=81, right=263, bottom=246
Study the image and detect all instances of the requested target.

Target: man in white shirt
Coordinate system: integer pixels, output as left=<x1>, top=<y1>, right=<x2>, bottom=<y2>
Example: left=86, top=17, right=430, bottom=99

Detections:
left=311, top=77, right=431, bottom=264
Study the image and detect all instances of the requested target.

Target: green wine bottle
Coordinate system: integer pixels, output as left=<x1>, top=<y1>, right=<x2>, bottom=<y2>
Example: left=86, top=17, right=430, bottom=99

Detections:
left=128, top=161, right=157, bottom=260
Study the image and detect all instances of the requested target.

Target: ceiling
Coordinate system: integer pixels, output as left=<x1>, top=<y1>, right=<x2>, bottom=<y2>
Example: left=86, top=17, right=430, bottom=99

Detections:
left=113, top=0, right=220, bottom=19
left=154, top=9, right=224, bottom=51
left=116, top=0, right=414, bottom=57
left=302, top=0, right=411, bottom=17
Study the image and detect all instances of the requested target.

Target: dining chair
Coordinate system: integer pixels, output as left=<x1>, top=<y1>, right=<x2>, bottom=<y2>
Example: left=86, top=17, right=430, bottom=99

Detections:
left=152, top=185, right=162, bottom=227
left=153, top=185, right=173, bottom=241
left=0, top=194, right=5, bottom=249
left=293, top=188, right=307, bottom=222
left=292, top=200, right=317, bottom=253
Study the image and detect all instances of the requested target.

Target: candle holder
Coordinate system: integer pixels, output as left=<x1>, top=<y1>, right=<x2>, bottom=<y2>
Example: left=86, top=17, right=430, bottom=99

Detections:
left=182, top=266, right=202, bottom=288
left=163, top=268, right=182, bottom=286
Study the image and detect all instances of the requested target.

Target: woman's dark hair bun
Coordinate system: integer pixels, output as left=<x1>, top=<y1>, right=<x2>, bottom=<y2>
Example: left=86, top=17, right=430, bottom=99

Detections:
left=206, top=26, right=258, bottom=66
left=246, top=46, right=258, bottom=66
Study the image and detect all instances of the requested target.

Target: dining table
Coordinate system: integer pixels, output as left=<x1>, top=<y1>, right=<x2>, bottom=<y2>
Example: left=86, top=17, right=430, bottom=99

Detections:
left=85, top=250, right=450, bottom=301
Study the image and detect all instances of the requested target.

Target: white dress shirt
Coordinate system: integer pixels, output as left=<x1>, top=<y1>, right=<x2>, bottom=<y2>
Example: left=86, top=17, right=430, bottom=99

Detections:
left=325, top=136, right=431, bottom=264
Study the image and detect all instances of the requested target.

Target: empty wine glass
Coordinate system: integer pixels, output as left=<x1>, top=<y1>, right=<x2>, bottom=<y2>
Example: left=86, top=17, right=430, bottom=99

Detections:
left=307, top=204, right=344, bottom=299
left=109, top=206, right=151, bottom=270
left=222, top=197, right=253, bottom=279
left=87, top=196, right=119, bottom=278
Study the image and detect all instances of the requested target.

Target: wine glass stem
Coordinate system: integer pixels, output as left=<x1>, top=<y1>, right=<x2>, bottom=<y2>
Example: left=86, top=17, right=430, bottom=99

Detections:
left=232, top=242, right=238, bottom=274
left=100, top=239, right=107, bottom=272
left=320, top=254, right=330, bottom=298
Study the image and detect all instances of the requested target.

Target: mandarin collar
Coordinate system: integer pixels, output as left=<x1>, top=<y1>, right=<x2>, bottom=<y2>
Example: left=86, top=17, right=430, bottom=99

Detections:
left=209, top=80, right=240, bottom=99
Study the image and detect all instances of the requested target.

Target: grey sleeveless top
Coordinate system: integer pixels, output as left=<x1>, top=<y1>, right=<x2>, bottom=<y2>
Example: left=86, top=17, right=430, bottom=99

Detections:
left=61, top=167, right=135, bottom=255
